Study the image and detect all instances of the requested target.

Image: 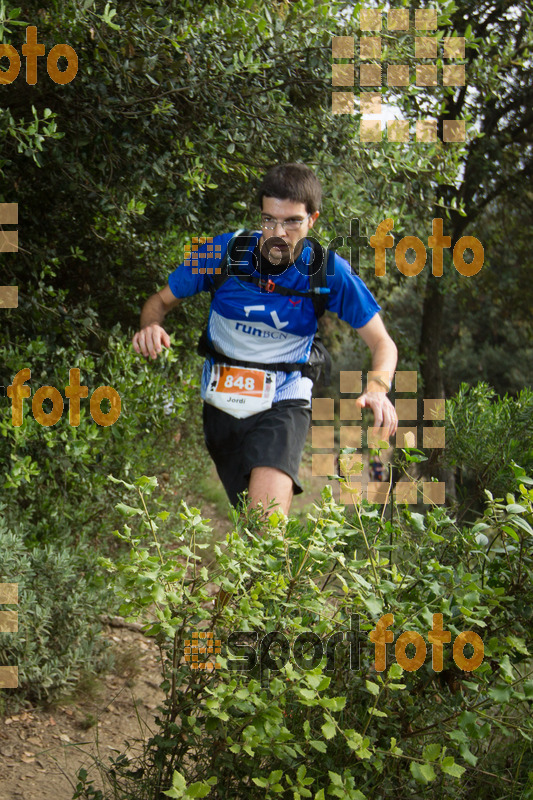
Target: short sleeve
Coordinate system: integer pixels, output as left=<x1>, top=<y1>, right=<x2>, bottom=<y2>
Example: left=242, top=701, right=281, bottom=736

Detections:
left=168, top=231, right=235, bottom=299
left=325, top=252, right=381, bottom=328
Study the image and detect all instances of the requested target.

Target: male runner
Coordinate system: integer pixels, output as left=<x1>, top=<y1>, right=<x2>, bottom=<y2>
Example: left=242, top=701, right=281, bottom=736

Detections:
left=132, top=163, right=398, bottom=515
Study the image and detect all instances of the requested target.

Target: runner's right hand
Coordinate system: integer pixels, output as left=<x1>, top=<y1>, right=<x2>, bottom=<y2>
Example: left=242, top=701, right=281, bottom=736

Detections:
left=132, top=325, right=171, bottom=360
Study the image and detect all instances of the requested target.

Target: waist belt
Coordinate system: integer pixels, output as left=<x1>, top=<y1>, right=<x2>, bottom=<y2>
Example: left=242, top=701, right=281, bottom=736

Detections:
left=197, top=331, right=331, bottom=384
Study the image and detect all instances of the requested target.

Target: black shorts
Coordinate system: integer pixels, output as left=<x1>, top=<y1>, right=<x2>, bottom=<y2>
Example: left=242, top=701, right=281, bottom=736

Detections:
left=203, top=399, right=312, bottom=507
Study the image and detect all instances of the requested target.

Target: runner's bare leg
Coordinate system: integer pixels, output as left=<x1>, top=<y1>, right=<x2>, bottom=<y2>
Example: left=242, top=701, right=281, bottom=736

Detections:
left=215, top=466, right=294, bottom=609
left=248, top=466, right=294, bottom=517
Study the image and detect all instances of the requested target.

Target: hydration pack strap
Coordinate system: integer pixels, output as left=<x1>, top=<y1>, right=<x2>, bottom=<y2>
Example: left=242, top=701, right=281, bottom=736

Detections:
left=197, top=330, right=325, bottom=381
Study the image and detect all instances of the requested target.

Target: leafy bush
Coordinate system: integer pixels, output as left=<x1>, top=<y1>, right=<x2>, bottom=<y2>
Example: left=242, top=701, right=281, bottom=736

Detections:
left=0, top=512, right=112, bottom=707
left=0, top=321, right=208, bottom=703
left=443, top=384, right=533, bottom=517
left=79, top=470, right=533, bottom=800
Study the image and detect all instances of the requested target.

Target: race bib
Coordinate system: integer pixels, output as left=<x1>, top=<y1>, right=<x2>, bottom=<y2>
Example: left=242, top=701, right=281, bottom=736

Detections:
left=205, top=363, right=276, bottom=418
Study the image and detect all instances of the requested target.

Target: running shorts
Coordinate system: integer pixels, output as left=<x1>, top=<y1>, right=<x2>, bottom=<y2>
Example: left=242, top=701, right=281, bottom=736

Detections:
left=202, top=399, right=311, bottom=507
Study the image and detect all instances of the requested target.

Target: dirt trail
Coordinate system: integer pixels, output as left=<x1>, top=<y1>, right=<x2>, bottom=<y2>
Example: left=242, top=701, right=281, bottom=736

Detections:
left=0, top=624, right=164, bottom=800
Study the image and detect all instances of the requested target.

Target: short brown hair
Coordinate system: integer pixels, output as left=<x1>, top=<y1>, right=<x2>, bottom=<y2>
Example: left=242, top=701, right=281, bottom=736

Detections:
left=257, top=163, right=322, bottom=215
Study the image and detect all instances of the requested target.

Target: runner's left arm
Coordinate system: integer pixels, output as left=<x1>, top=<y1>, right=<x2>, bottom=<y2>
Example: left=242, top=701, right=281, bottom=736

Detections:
left=355, top=314, right=398, bottom=435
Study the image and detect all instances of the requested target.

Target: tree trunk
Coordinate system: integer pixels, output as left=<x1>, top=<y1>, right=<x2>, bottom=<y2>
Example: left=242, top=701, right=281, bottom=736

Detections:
left=419, top=273, right=445, bottom=401
left=418, top=271, right=456, bottom=501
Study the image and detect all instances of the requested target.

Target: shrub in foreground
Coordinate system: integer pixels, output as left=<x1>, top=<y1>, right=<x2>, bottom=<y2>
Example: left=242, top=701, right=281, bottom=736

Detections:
left=76, top=470, right=533, bottom=799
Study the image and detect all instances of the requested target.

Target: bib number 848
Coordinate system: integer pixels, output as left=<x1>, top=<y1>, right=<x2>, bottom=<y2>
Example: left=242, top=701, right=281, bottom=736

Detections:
left=224, top=374, right=255, bottom=391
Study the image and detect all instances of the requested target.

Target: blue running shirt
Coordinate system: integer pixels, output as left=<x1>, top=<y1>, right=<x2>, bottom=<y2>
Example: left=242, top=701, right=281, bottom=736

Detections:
left=168, top=231, right=381, bottom=405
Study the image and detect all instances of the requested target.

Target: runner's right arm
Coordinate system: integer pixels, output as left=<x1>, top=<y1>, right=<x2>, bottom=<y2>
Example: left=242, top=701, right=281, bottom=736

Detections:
left=132, top=284, right=182, bottom=360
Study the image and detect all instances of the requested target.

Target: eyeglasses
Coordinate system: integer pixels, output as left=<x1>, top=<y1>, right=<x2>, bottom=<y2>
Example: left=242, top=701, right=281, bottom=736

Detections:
left=260, top=214, right=310, bottom=231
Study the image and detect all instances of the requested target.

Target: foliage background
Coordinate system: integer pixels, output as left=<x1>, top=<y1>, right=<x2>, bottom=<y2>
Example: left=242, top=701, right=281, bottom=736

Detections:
left=0, top=0, right=532, bottom=796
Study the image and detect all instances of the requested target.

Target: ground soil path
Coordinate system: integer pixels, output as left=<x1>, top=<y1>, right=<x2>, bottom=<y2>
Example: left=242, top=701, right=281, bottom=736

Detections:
left=0, top=624, right=163, bottom=800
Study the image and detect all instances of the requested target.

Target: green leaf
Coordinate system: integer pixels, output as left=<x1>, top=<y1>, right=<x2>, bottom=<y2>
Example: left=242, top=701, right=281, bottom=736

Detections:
left=506, top=503, right=527, bottom=513
left=365, top=680, right=380, bottom=696
left=362, top=595, right=383, bottom=617
left=523, top=682, right=533, bottom=699
left=115, top=502, right=143, bottom=516
left=441, top=757, right=466, bottom=778
left=135, top=475, right=158, bottom=491
left=410, top=762, right=436, bottom=784
left=388, top=663, right=404, bottom=679
left=252, top=778, right=269, bottom=788
left=389, top=736, right=403, bottom=755
left=319, top=696, right=346, bottom=711
left=297, top=766, right=307, bottom=782
left=310, top=740, right=327, bottom=753
left=502, top=525, right=520, bottom=542
left=488, top=685, right=512, bottom=702
left=186, top=782, right=212, bottom=798
left=162, top=771, right=187, bottom=797
left=152, top=583, right=165, bottom=603
left=462, top=591, right=479, bottom=608
left=410, top=512, right=426, bottom=532
left=459, top=743, right=478, bottom=766
left=321, top=721, right=336, bottom=739
left=499, top=654, right=514, bottom=680
left=172, top=771, right=187, bottom=790
left=510, top=516, right=533, bottom=535
left=423, top=743, right=441, bottom=761
left=328, top=772, right=343, bottom=786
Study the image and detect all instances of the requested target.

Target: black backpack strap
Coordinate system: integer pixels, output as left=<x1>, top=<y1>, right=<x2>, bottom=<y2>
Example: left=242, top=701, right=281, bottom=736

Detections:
left=308, top=239, right=335, bottom=319
left=307, top=337, right=332, bottom=385
left=209, top=229, right=255, bottom=296
left=197, top=330, right=323, bottom=380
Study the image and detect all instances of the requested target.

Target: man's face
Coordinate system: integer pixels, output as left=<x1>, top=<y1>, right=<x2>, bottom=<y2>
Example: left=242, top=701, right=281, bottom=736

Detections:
left=259, top=196, right=319, bottom=267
